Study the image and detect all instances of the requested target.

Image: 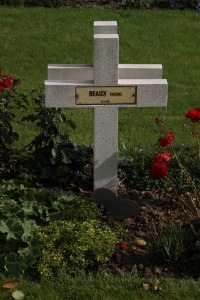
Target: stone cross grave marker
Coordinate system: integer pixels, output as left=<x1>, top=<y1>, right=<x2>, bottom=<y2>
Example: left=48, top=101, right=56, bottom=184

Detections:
left=45, top=21, right=168, bottom=195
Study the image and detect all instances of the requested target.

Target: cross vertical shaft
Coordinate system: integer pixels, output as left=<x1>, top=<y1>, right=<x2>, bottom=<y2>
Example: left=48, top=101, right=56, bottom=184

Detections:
left=93, top=22, right=119, bottom=193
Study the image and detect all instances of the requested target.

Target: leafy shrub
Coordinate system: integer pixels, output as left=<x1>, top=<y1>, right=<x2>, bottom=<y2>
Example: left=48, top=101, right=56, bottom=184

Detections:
left=0, top=68, right=92, bottom=190
left=121, top=0, right=154, bottom=8
left=121, top=0, right=198, bottom=9
left=0, top=179, right=123, bottom=277
left=150, top=113, right=200, bottom=230
left=153, top=0, right=197, bottom=9
left=0, top=0, right=24, bottom=6
left=23, top=0, right=92, bottom=7
left=37, top=219, right=121, bottom=277
left=119, top=148, right=200, bottom=194
left=20, top=89, right=77, bottom=187
left=24, top=0, right=64, bottom=7
left=0, top=0, right=198, bottom=8
left=0, top=71, right=24, bottom=179
left=0, top=179, right=77, bottom=277
left=19, top=89, right=93, bottom=191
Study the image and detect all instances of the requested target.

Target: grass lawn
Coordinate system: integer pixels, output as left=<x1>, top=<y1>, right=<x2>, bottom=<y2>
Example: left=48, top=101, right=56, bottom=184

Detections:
left=0, top=7, right=200, bottom=299
left=1, top=274, right=200, bottom=300
left=0, top=7, right=200, bottom=151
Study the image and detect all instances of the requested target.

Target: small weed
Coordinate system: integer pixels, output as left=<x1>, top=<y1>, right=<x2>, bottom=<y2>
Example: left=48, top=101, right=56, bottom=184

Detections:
left=151, top=219, right=185, bottom=262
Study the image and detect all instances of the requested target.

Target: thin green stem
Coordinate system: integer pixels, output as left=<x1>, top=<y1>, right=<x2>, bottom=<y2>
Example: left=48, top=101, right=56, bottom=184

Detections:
left=171, top=145, right=200, bottom=218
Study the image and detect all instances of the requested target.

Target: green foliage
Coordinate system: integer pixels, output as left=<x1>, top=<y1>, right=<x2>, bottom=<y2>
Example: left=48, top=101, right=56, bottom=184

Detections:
left=18, top=89, right=93, bottom=190
left=0, top=179, right=78, bottom=277
left=0, top=87, right=27, bottom=179
left=24, top=0, right=66, bottom=7
left=37, top=219, right=121, bottom=277
left=62, top=197, right=102, bottom=222
left=0, top=180, right=122, bottom=277
left=0, top=0, right=198, bottom=8
left=121, top=0, right=197, bottom=9
left=151, top=219, right=185, bottom=262
left=0, top=70, right=92, bottom=190
left=21, top=88, right=75, bottom=161
left=118, top=151, right=200, bottom=194
left=0, top=0, right=24, bottom=6
left=49, top=140, right=93, bottom=190
left=0, top=85, right=92, bottom=190
left=0, top=83, right=77, bottom=186
left=121, top=0, right=154, bottom=8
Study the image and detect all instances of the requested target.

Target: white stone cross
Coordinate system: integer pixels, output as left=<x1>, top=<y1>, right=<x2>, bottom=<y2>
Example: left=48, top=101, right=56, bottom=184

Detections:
left=45, top=21, right=168, bottom=194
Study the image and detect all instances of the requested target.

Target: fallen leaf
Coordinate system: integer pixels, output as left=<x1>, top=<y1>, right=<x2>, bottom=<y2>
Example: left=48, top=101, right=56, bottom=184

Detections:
left=84, top=163, right=93, bottom=173
left=12, top=290, right=25, bottom=300
left=79, top=187, right=91, bottom=194
left=142, top=283, right=150, bottom=290
left=2, top=280, right=18, bottom=289
left=134, top=238, right=147, bottom=247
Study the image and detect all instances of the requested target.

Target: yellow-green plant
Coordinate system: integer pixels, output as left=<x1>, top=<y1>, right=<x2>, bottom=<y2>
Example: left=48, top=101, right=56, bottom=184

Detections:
left=37, top=219, right=121, bottom=277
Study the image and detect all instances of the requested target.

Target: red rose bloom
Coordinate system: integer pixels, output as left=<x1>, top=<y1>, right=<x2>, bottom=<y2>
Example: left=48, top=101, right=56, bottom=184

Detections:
left=150, top=162, right=168, bottom=179
left=119, top=242, right=128, bottom=250
left=185, top=108, right=200, bottom=123
left=3, top=79, right=12, bottom=89
left=155, top=152, right=171, bottom=164
left=159, top=132, right=174, bottom=147
left=165, top=209, right=171, bottom=217
left=156, top=118, right=162, bottom=123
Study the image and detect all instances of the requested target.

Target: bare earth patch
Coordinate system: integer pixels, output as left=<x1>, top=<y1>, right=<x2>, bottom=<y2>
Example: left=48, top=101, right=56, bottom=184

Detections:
left=94, top=189, right=200, bottom=279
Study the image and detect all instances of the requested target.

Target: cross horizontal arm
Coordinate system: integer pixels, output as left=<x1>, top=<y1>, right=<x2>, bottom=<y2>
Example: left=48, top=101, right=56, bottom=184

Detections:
left=47, top=64, right=162, bottom=81
left=45, top=79, right=167, bottom=108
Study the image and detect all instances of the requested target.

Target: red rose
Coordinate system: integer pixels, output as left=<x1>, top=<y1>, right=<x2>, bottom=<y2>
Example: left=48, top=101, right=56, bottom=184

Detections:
left=150, top=162, right=168, bottom=179
left=3, top=79, right=12, bottom=89
left=3, top=74, right=15, bottom=80
left=159, top=132, right=174, bottom=147
left=165, top=209, right=171, bottom=217
left=119, top=242, right=128, bottom=250
left=185, top=108, right=200, bottom=123
left=155, top=152, right=171, bottom=164
left=156, top=118, right=162, bottom=123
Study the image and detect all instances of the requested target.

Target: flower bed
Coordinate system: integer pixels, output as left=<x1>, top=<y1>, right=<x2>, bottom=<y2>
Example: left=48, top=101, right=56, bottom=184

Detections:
left=0, top=68, right=200, bottom=280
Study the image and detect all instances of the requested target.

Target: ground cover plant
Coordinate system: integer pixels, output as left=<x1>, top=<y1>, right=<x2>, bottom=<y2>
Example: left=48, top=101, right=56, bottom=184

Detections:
left=0, top=6, right=200, bottom=299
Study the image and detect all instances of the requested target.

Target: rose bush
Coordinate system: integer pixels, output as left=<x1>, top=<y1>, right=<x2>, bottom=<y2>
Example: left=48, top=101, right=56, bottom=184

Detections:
left=159, top=132, right=174, bottom=148
left=150, top=161, right=169, bottom=180
left=0, top=67, right=22, bottom=178
left=185, top=107, right=200, bottom=123
left=151, top=107, right=200, bottom=230
left=151, top=108, right=200, bottom=181
left=0, top=68, right=20, bottom=92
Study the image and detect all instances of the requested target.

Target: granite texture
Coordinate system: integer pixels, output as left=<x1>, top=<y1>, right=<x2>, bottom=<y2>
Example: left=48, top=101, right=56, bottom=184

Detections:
left=45, top=21, right=168, bottom=194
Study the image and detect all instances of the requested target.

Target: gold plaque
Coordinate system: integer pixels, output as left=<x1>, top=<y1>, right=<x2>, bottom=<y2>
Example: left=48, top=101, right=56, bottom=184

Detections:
left=75, top=86, right=136, bottom=105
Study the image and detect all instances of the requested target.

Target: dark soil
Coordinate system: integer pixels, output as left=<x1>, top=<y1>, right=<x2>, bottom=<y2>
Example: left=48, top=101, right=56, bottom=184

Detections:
left=93, top=189, right=200, bottom=279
